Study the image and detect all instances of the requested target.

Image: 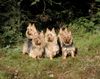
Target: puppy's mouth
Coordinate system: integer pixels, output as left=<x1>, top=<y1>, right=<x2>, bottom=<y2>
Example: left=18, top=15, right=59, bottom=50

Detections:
left=35, top=42, right=41, bottom=45
left=64, top=37, right=71, bottom=44
left=48, top=37, right=54, bottom=42
left=64, top=40, right=70, bottom=44
left=47, top=34, right=54, bottom=42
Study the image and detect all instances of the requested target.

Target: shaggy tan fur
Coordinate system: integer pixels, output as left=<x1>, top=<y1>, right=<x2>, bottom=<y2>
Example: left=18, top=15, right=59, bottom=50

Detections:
left=23, top=23, right=77, bottom=59
left=22, top=23, right=38, bottom=54
left=29, top=31, right=45, bottom=59
left=45, top=28, right=59, bottom=60
left=58, top=27, right=73, bottom=47
left=58, top=27, right=76, bottom=59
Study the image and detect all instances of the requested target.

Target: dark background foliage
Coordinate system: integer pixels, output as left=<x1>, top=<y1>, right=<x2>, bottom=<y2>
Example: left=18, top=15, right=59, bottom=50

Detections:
left=0, top=0, right=99, bottom=47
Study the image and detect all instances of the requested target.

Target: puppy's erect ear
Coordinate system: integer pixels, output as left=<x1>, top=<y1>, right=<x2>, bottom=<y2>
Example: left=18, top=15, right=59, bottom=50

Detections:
left=52, top=28, right=56, bottom=34
left=59, top=28, right=63, bottom=34
left=46, top=28, right=50, bottom=33
left=31, top=23, right=37, bottom=32
left=31, top=23, right=35, bottom=27
left=27, top=23, right=31, bottom=29
left=64, top=28, right=68, bottom=33
left=29, top=23, right=31, bottom=27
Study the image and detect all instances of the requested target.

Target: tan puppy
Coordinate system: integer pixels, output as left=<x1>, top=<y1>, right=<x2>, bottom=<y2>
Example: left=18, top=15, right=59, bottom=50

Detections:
left=29, top=31, right=45, bottom=59
left=58, top=27, right=76, bottom=59
left=22, top=23, right=38, bottom=54
left=45, top=28, right=59, bottom=60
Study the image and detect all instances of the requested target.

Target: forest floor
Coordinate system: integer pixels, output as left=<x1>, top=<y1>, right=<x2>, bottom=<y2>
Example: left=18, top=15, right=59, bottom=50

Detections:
left=0, top=30, right=100, bottom=79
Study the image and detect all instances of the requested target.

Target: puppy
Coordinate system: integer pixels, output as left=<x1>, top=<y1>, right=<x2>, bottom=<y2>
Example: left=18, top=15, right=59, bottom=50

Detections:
left=45, top=28, right=59, bottom=60
left=22, top=23, right=38, bottom=54
left=29, top=31, right=45, bottom=59
left=58, top=27, right=77, bottom=59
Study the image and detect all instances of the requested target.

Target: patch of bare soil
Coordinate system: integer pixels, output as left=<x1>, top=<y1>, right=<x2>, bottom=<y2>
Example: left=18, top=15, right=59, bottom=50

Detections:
left=0, top=65, right=21, bottom=79
left=80, top=66, right=100, bottom=79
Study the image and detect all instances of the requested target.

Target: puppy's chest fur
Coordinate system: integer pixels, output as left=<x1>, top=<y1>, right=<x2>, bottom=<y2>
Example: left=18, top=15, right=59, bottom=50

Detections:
left=46, top=43, right=59, bottom=54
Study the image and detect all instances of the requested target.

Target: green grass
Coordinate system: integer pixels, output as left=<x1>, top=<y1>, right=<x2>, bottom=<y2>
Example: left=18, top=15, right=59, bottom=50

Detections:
left=0, top=31, right=100, bottom=79
left=96, top=0, right=100, bottom=2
